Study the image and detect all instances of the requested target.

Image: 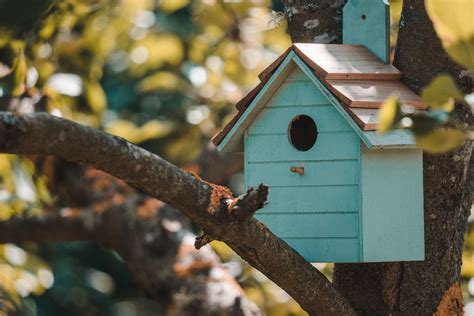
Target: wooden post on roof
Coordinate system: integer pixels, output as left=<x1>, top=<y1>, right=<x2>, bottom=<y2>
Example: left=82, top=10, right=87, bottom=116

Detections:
left=343, top=0, right=390, bottom=63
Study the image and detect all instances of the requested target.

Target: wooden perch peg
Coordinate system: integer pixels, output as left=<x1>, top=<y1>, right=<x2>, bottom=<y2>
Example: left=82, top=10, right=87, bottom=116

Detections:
left=290, top=163, right=304, bottom=175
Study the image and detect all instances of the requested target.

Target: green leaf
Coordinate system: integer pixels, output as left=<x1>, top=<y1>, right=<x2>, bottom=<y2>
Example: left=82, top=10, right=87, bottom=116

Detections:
left=377, top=97, right=403, bottom=134
left=415, top=128, right=466, bottom=153
left=421, top=75, right=464, bottom=111
left=409, top=111, right=448, bottom=135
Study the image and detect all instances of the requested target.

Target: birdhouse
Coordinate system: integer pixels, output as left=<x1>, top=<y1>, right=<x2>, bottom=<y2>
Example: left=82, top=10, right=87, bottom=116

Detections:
left=212, top=0, right=425, bottom=262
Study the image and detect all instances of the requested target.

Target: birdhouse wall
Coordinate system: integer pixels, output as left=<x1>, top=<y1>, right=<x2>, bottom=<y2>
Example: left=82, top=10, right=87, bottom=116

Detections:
left=359, top=146, right=424, bottom=262
left=245, top=67, right=362, bottom=262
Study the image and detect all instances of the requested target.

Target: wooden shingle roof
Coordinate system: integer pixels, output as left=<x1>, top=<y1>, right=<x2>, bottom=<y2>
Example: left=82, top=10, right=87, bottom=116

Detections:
left=212, top=43, right=426, bottom=147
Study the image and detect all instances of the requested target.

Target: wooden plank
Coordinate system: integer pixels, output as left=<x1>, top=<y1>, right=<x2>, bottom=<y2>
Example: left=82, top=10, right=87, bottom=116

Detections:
left=326, top=79, right=426, bottom=109
left=343, top=0, right=390, bottom=63
left=246, top=133, right=360, bottom=162
left=257, top=46, right=292, bottom=81
left=270, top=81, right=329, bottom=106
left=256, top=213, right=359, bottom=238
left=360, top=147, right=424, bottom=261
left=363, top=130, right=416, bottom=149
left=259, top=186, right=359, bottom=214
left=249, top=106, right=353, bottom=135
left=282, top=238, right=360, bottom=262
left=347, top=108, right=378, bottom=131
left=217, top=52, right=298, bottom=152
left=293, top=43, right=400, bottom=80
left=246, top=161, right=359, bottom=186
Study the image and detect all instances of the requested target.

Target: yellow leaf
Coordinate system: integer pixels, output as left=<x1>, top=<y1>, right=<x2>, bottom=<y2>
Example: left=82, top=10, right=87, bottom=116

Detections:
left=84, top=81, right=107, bottom=114
left=106, top=119, right=172, bottom=143
left=158, top=0, right=189, bottom=14
left=140, top=120, right=173, bottom=140
left=129, top=34, right=184, bottom=76
left=421, top=75, right=464, bottom=111
left=425, top=0, right=474, bottom=70
left=378, top=97, right=402, bottom=134
left=138, top=71, right=185, bottom=92
left=415, top=129, right=466, bottom=153
left=0, top=51, right=27, bottom=96
left=461, top=254, right=474, bottom=277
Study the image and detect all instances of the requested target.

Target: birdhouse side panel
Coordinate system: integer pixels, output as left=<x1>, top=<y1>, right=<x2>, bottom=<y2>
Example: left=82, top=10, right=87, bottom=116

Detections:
left=245, top=69, right=362, bottom=262
left=360, top=146, right=424, bottom=262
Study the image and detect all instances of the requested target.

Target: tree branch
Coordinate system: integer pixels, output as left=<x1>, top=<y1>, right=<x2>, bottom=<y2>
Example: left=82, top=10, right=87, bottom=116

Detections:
left=0, top=212, right=94, bottom=244
left=0, top=112, right=355, bottom=315
left=11, top=154, right=260, bottom=315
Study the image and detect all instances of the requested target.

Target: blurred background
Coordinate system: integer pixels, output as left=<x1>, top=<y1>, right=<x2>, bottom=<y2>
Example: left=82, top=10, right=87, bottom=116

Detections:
left=0, top=0, right=471, bottom=315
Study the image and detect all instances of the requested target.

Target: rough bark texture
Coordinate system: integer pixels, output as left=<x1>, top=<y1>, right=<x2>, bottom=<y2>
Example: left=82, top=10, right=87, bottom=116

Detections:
left=0, top=112, right=356, bottom=315
left=0, top=148, right=258, bottom=315
left=281, top=0, right=346, bottom=44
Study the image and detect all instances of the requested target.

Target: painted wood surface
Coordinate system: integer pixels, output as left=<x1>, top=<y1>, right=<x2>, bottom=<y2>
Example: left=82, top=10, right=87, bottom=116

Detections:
left=343, top=0, right=390, bottom=63
left=246, top=161, right=359, bottom=187
left=347, top=108, right=378, bottom=130
left=283, top=238, right=360, bottom=262
left=360, top=146, right=424, bottom=261
left=257, top=186, right=359, bottom=213
left=245, top=66, right=362, bottom=262
left=364, top=130, right=416, bottom=149
left=293, top=43, right=398, bottom=79
left=217, top=53, right=417, bottom=152
left=290, top=54, right=414, bottom=149
left=246, top=133, right=359, bottom=162
left=249, top=106, right=353, bottom=134
left=285, top=66, right=311, bottom=82
left=256, top=213, right=359, bottom=238
left=326, top=79, right=426, bottom=109
left=217, top=51, right=298, bottom=152
left=269, top=82, right=328, bottom=106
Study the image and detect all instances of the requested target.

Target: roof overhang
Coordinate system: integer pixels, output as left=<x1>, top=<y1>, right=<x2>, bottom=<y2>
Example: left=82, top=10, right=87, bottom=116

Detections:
left=216, top=52, right=415, bottom=152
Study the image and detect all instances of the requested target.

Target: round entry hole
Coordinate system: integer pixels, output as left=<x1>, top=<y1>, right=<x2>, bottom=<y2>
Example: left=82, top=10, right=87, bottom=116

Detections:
left=288, top=115, right=318, bottom=151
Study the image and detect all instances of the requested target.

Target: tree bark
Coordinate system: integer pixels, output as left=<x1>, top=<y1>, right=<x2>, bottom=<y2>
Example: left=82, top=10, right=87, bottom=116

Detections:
left=0, top=112, right=356, bottom=315
left=281, top=0, right=346, bottom=44
left=8, top=153, right=258, bottom=316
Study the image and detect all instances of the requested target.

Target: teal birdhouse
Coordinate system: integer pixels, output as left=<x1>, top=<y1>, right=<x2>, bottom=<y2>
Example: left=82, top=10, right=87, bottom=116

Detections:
left=212, top=0, right=425, bottom=263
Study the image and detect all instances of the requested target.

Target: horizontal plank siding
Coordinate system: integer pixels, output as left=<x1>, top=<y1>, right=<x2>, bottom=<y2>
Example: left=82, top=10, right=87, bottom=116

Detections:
left=242, top=66, right=362, bottom=262
left=246, top=133, right=359, bottom=162
left=256, top=213, right=358, bottom=238
left=283, top=238, right=360, bottom=262
left=271, top=81, right=328, bottom=106
left=249, top=106, right=353, bottom=135
left=246, top=161, right=359, bottom=186
left=260, top=186, right=358, bottom=213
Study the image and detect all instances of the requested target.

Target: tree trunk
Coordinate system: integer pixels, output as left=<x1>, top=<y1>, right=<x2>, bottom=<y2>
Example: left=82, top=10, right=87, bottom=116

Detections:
left=283, top=0, right=473, bottom=314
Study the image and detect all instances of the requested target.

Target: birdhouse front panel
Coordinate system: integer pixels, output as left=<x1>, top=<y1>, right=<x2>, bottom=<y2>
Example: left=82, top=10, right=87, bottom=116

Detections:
left=245, top=67, right=362, bottom=262
left=212, top=44, right=425, bottom=263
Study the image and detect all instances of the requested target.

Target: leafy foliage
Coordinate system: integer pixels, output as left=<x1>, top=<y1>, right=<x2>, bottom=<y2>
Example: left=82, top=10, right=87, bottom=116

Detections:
left=378, top=0, right=472, bottom=153
left=0, top=0, right=296, bottom=314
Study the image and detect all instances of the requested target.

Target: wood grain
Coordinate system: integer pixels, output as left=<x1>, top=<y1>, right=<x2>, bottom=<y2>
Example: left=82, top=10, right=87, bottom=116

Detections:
left=293, top=43, right=401, bottom=80
left=326, top=79, right=426, bottom=109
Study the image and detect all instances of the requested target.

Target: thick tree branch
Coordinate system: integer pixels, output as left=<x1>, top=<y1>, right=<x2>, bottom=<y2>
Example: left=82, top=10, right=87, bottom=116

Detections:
left=18, top=154, right=260, bottom=315
left=0, top=212, right=94, bottom=243
left=0, top=112, right=355, bottom=315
